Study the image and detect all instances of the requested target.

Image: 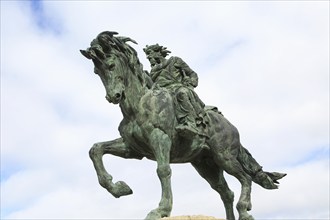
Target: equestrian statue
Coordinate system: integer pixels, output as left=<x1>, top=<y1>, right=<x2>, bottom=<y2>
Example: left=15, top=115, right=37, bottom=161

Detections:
left=80, top=31, right=286, bottom=220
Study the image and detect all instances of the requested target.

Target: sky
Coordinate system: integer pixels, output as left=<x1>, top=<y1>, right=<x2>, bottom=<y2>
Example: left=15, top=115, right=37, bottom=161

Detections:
left=0, top=0, right=329, bottom=219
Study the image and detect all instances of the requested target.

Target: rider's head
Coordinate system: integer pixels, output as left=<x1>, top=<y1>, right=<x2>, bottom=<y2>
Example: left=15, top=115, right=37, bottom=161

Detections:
left=144, top=44, right=171, bottom=66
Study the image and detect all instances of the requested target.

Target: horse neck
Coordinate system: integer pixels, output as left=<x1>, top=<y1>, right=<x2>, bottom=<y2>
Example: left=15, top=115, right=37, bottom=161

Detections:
left=119, top=67, right=148, bottom=119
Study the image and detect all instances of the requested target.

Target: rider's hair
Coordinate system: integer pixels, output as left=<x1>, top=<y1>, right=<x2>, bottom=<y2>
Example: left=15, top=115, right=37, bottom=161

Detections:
left=143, top=44, right=171, bottom=58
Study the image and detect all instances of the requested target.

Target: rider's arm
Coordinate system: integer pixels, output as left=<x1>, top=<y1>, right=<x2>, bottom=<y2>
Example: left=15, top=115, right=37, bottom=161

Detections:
left=174, top=57, right=198, bottom=88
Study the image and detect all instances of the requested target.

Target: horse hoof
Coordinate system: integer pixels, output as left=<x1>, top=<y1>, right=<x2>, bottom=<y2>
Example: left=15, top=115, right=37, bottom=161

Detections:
left=111, top=181, right=133, bottom=198
left=145, top=209, right=162, bottom=220
left=239, top=214, right=254, bottom=220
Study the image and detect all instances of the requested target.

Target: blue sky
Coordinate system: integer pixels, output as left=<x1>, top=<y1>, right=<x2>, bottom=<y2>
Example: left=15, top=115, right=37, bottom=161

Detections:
left=1, top=0, right=329, bottom=219
left=29, top=0, right=62, bottom=34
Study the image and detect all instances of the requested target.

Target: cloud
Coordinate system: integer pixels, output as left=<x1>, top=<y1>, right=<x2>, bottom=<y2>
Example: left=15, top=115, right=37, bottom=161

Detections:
left=1, top=1, right=329, bottom=219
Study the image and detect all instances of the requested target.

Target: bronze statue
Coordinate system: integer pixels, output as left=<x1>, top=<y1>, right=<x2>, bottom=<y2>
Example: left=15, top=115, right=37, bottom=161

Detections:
left=80, top=31, right=286, bottom=220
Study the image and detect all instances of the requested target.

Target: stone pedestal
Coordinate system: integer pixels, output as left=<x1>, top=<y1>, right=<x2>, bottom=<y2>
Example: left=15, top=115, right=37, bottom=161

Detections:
left=162, top=215, right=224, bottom=220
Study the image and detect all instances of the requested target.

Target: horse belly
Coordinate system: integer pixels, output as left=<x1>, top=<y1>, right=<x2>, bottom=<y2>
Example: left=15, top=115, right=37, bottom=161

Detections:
left=170, top=137, right=207, bottom=163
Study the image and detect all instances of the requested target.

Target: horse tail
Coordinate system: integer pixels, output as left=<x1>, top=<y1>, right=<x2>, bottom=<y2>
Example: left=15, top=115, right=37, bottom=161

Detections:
left=237, top=145, right=286, bottom=189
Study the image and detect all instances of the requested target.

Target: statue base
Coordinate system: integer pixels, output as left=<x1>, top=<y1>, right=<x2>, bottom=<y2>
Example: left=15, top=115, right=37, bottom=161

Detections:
left=162, top=215, right=224, bottom=220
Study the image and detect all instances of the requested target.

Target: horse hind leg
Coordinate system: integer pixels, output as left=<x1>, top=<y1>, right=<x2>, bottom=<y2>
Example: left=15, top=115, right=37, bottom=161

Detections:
left=215, top=151, right=254, bottom=220
left=192, top=157, right=235, bottom=220
left=227, top=163, right=253, bottom=220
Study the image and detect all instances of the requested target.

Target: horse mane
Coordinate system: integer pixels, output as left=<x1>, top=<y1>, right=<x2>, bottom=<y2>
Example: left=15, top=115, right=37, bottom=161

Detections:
left=98, top=32, right=152, bottom=88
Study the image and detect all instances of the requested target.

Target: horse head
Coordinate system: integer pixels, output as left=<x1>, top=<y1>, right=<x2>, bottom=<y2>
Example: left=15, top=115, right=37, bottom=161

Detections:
left=80, top=31, right=136, bottom=104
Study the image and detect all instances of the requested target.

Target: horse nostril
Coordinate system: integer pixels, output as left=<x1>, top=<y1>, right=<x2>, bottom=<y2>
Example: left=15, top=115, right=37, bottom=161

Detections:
left=105, top=93, right=121, bottom=103
left=105, top=95, right=111, bottom=101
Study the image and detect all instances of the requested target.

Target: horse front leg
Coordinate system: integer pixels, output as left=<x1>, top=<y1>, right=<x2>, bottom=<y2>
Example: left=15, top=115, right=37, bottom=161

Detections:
left=89, top=137, right=143, bottom=198
left=145, top=128, right=173, bottom=220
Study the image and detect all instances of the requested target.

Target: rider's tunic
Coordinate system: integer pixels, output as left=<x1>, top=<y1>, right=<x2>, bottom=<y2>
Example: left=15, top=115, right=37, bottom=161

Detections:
left=149, top=56, right=205, bottom=123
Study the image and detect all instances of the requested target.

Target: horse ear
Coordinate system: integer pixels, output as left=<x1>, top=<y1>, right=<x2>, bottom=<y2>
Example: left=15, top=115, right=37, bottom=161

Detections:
left=123, top=37, right=138, bottom=45
left=80, top=49, right=92, bottom=59
left=99, top=31, right=119, bottom=38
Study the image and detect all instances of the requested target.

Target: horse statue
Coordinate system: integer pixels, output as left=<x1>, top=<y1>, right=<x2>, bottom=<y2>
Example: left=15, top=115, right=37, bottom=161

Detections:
left=80, top=31, right=286, bottom=220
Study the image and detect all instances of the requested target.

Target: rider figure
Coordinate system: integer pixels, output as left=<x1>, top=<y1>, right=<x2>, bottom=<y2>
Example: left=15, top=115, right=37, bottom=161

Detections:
left=144, top=44, right=207, bottom=138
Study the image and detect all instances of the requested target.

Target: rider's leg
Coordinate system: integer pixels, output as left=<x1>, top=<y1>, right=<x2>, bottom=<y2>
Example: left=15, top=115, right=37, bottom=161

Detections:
left=175, top=88, right=201, bottom=136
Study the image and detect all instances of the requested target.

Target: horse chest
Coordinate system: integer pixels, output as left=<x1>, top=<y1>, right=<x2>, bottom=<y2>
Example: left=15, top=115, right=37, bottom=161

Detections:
left=120, top=120, right=154, bottom=158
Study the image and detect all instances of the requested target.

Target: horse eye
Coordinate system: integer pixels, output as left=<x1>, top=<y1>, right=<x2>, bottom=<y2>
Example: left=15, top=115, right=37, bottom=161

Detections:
left=108, top=63, right=115, bottom=70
